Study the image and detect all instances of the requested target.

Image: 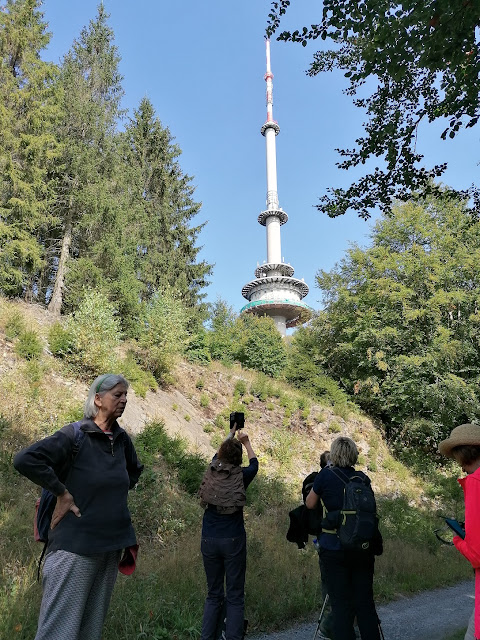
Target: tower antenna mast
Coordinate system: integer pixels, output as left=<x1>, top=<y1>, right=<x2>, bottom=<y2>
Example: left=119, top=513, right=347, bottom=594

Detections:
left=241, top=39, right=311, bottom=336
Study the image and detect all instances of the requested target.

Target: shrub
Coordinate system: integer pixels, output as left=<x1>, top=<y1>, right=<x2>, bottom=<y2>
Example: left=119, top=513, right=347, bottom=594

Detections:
left=15, top=330, right=42, bottom=360
left=196, top=378, right=204, bottom=390
left=214, top=414, right=226, bottom=430
left=67, top=291, right=121, bottom=376
left=4, top=311, right=25, bottom=340
left=138, top=289, right=189, bottom=382
left=200, top=393, right=209, bottom=408
left=335, top=403, right=352, bottom=421
left=206, top=298, right=238, bottom=362
left=185, top=328, right=212, bottom=364
left=301, top=407, right=311, bottom=421
left=48, top=322, right=75, bottom=357
left=235, top=315, right=287, bottom=377
left=184, top=414, right=191, bottom=422
left=210, top=433, right=223, bottom=449
left=250, top=375, right=271, bottom=402
left=121, top=353, right=157, bottom=398
left=134, top=421, right=206, bottom=495
left=297, top=396, right=310, bottom=411
left=234, top=379, right=247, bottom=396
left=268, top=429, right=297, bottom=468
left=24, top=359, right=43, bottom=383
left=328, top=421, right=342, bottom=433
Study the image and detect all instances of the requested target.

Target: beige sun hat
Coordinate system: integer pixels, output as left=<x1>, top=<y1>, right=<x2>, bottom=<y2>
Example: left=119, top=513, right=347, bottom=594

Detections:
left=438, top=424, right=480, bottom=458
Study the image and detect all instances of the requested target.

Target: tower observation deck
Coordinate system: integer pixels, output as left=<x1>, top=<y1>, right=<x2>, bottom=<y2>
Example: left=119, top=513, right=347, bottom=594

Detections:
left=241, top=39, right=312, bottom=336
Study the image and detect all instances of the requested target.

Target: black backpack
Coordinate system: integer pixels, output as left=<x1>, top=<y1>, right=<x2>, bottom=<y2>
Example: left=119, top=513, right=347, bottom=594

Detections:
left=324, top=467, right=378, bottom=551
left=34, top=421, right=85, bottom=543
left=33, top=421, right=85, bottom=579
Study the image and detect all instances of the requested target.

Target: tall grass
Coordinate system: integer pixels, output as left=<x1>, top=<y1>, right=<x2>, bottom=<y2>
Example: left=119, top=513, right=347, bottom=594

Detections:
left=1, top=413, right=473, bottom=640
left=0, top=299, right=474, bottom=639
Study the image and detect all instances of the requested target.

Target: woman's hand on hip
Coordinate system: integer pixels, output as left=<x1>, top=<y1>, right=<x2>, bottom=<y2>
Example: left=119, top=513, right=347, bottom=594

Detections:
left=50, top=490, right=81, bottom=529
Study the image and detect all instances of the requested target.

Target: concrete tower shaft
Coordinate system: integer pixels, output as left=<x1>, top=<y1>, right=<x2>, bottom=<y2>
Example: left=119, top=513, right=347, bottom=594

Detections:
left=241, top=39, right=311, bottom=336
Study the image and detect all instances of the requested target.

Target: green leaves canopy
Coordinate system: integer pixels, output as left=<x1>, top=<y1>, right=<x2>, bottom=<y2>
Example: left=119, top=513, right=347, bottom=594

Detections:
left=294, top=194, right=480, bottom=446
left=267, top=0, right=480, bottom=218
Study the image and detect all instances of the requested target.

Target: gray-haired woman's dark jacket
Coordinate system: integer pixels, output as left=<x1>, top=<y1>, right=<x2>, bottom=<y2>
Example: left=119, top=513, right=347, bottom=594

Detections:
left=14, top=419, right=143, bottom=555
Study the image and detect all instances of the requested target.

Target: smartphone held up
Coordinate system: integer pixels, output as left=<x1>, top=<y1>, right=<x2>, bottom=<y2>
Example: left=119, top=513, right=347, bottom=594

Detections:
left=230, top=412, right=245, bottom=432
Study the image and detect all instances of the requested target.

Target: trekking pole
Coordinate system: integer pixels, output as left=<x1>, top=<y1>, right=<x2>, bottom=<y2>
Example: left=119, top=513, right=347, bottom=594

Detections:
left=377, top=614, right=385, bottom=640
left=312, top=593, right=329, bottom=640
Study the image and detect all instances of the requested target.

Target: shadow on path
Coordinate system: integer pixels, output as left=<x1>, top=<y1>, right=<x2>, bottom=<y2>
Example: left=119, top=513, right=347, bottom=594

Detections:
left=252, top=580, right=474, bottom=640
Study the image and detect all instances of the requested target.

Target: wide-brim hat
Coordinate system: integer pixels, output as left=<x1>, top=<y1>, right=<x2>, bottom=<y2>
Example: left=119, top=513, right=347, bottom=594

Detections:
left=438, top=424, right=480, bottom=458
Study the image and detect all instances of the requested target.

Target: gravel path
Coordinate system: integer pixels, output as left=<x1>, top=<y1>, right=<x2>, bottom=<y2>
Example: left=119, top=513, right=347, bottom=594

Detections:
left=252, top=580, right=474, bottom=640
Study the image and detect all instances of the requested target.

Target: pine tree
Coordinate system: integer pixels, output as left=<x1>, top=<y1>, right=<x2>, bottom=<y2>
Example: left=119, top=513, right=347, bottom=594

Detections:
left=125, top=97, right=212, bottom=311
left=0, top=0, right=63, bottom=299
left=48, top=4, right=126, bottom=315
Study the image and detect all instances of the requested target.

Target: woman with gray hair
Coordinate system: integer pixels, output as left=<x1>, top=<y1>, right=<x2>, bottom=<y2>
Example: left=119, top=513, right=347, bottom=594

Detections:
left=306, top=436, right=381, bottom=640
left=14, top=373, right=143, bottom=640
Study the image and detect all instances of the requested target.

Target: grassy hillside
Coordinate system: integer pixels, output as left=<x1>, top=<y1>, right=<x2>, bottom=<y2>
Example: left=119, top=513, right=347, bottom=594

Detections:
left=0, top=299, right=471, bottom=640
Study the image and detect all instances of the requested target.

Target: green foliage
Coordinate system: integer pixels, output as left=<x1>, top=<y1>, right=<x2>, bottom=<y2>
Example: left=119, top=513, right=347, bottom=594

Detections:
left=185, top=328, right=211, bottom=364
left=214, top=414, right=226, bottom=430
left=59, top=405, right=84, bottom=426
left=234, top=314, right=287, bottom=377
left=135, top=421, right=206, bottom=495
left=234, top=378, right=247, bottom=396
left=120, top=352, right=157, bottom=398
left=195, top=378, right=204, bottom=390
left=138, top=289, right=189, bottom=382
left=125, top=97, right=212, bottom=312
left=66, top=290, right=121, bottom=376
left=48, top=322, right=75, bottom=356
left=210, top=432, right=223, bottom=449
left=267, top=1, right=480, bottom=218
left=15, top=329, right=42, bottom=360
left=0, top=0, right=62, bottom=300
left=0, top=5, right=211, bottom=321
left=206, top=298, right=238, bottom=363
left=249, top=374, right=272, bottom=402
left=297, top=195, right=480, bottom=448
left=4, top=311, right=25, bottom=340
left=200, top=393, right=209, bottom=408
left=285, top=339, right=351, bottom=410
left=268, top=429, right=298, bottom=468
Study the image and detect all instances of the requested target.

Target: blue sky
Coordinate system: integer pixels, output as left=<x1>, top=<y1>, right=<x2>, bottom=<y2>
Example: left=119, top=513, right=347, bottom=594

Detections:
left=41, top=1, right=479, bottom=313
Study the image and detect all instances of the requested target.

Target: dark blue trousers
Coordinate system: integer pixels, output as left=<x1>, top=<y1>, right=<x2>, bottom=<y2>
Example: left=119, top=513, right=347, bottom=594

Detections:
left=201, top=535, right=246, bottom=640
left=319, top=548, right=380, bottom=640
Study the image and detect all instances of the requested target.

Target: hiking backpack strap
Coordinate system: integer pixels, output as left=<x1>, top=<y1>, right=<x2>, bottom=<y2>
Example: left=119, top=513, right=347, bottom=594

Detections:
left=330, top=467, right=365, bottom=524
left=36, top=421, right=86, bottom=580
left=320, top=468, right=369, bottom=536
left=319, top=497, right=337, bottom=535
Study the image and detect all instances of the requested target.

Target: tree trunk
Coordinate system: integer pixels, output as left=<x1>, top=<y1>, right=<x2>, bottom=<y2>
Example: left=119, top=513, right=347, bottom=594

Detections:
left=48, top=212, right=72, bottom=315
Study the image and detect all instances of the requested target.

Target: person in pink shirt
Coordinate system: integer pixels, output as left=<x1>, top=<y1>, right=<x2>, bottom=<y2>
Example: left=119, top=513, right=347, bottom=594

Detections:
left=439, top=424, right=480, bottom=640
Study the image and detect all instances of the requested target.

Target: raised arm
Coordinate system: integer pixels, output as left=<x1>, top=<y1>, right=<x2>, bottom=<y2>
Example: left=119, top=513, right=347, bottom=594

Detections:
left=237, top=430, right=256, bottom=460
